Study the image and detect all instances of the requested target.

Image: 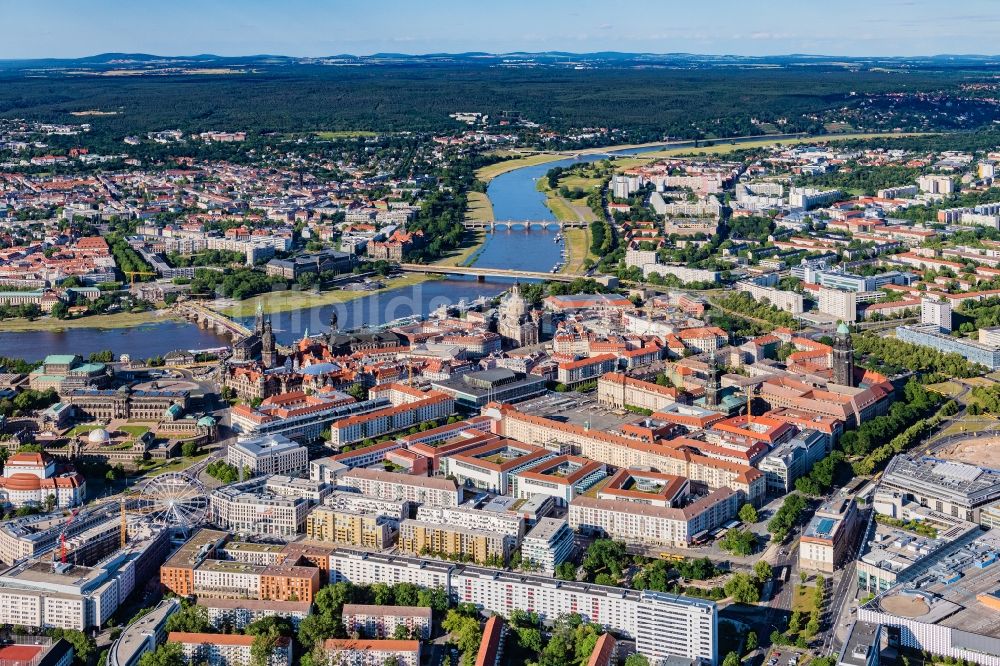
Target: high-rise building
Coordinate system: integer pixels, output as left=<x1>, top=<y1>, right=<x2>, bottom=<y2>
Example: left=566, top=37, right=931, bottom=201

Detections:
left=921, top=297, right=952, bottom=333
left=832, top=322, right=855, bottom=387
left=818, top=287, right=857, bottom=323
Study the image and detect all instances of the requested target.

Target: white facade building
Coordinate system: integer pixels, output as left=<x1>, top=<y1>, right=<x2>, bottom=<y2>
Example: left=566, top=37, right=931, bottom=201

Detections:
left=921, top=297, right=952, bottom=332
left=227, top=434, right=308, bottom=477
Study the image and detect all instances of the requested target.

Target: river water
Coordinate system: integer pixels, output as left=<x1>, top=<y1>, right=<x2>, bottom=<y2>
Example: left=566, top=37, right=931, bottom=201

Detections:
left=0, top=143, right=679, bottom=359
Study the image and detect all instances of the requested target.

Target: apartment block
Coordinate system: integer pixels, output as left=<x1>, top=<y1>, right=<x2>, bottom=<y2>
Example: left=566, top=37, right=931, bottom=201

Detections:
left=305, top=506, right=397, bottom=550
left=342, top=604, right=432, bottom=640
left=338, top=469, right=463, bottom=506
left=321, top=640, right=420, bottom=666
left=326, top=549, right=718, bottom=665
left=520, top=518, right=575, bottom=575
left=169, top=633, right=291, bottom=666
left=398, top=520, right=508, bottom=565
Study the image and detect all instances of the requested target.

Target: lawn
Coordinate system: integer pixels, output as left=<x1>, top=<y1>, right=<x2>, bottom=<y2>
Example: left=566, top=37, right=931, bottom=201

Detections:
left=219, top=273, right=434, bottom=317
left=118, top=425, right=150, bottom=437
left=465, top=190, right=494, bottom=222
left=536, top=178, right=583, bottom=222
left=0, top=309, right=176, bottom=332
left=475, top=153, right=567, bottom=183
left=938, top=415, right=1000, bottom=438
left=137, top=452, right=210, bottom=478
left=792, top=584, right=820, bottom=615
left=67, top=424, right=102, bottom=436
left=560, top=173, right=604, bottom=193
left=926, top=381, right=964, bottom=398
left=562, top=227, right=596, bottom=275
left=433, top=231, right=487, bottom=268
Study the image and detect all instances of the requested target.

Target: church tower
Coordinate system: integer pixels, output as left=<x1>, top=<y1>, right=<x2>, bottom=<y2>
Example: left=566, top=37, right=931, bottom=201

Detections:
left=832, top=321, right=855, bottom=387
left=705, top=349, right=720, bottom=409
left=261, top=318, right=277, bottom=368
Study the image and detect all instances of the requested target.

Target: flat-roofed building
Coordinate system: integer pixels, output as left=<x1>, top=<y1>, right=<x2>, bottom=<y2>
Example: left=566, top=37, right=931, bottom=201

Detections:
left=880, top=455, right=1000, bottom=524
left=260, top=563, right=320, bottom=604
left=431, top=369, right=547, bottom=410
left=856, top=529, right=1000, bottom=666
left=441, top=439, right=555, bottom=495
left=209, top=477, right=315, bottom=539
left=227, top=434, right=308, bottom=478
left=305, top=506, right=397, bottom=550
left=511, top=455, right=607, bottom=506
left=597, top=372, right=680, bottom=411
left=757, top=429, right=829, bottom=495
left=342, top=604, right=432, bottom=640
left=837, top=621, right=883, bottom=666
left=327, top=548, right=718, bottom=665
left=800, top=493, right=861, bottom=572
left=197, top=598, right=311, bottom=630
left=521, top=517, right=575, bottom=575
left=160, top=529, right=230, bottom=597
left=570, top=486, right=740, bottom=548
left=338, top=469, right=463, bottom=507
left=414, top=505, right=524, bottom=548
left=398, top=520, right=509, bottom=565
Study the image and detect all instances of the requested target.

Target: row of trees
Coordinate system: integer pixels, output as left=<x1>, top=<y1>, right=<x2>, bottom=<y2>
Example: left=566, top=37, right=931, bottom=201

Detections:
left=853, top=333, right=985, bottom=379
left=852, top=399, right=957, bottom=476
left=839, top=380, right=942, bottom=457
left=712, top=292, right=800, bottom=330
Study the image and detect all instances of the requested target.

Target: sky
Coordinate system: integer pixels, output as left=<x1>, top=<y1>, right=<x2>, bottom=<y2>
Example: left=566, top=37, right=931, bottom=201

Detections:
left=2, top=0, right=999, bottom=59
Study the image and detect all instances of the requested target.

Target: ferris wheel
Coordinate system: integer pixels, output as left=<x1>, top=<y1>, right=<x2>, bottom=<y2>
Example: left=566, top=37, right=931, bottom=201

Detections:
left=134, top=472, right=209, bottom=529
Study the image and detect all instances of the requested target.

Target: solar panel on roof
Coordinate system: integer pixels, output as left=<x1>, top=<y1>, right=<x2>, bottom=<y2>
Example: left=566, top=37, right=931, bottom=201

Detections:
left=932, top=461, right=983, bottom=483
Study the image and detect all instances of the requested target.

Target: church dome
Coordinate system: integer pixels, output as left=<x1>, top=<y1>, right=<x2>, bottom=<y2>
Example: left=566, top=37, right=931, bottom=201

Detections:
left=836, top=322, right=851, bottom=336
left=87, top=428, right=111, bottom=445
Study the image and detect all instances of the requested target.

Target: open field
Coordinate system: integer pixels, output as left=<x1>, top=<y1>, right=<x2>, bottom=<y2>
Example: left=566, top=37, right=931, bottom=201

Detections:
left=561, top=227, right=596, bottom=274
left=314, top=130, right=378, bottom=139
left=219, top=273, right=433, bottom=317
left=623, top=132, right=932, bottom=163
left=938, top=415, right=1000, bottom=438
left=935, top=433, right=1000, bottom=468
left=0, top=309, right=175, bottom=332
left=543, top=194, right=579, bottom=222
left=433, top=231, right=487, bottom=268
left=560, top=173, right=604, bottom=192
left=536, top=178, right=583, bottom=222
left=475, top=153, right=567, bottom=182
left=927, top=381, right=965, bottom=398
left=465, top=190, right=494, bottom=222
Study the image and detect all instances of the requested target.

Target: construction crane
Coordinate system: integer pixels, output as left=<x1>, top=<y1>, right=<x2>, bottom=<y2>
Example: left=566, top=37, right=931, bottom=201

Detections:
left=53, top=508, right=80, bottom=568
left=120, top=497, right=128, bottom=549
left=122, top=271, right=156, bottom=285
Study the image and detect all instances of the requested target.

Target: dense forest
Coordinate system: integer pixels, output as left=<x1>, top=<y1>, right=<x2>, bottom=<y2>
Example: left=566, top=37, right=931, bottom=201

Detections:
left=0, top=65, right=992, bottom=140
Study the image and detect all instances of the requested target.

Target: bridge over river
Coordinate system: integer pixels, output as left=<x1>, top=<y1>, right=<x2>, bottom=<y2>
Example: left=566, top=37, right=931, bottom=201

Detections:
left=398, top=263, right=586, bottom=283
left=461, top=219, right=590, bottom=231
left=175, top=302, right=252, bottom=340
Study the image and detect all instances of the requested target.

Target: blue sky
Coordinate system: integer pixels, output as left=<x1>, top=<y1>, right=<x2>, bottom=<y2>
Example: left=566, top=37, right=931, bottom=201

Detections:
left=2, top=0, right=998, bottom=59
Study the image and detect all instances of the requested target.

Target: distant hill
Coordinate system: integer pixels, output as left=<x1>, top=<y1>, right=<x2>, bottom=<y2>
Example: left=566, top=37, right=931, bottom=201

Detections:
left=1, top=50, right=999, bottom=72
